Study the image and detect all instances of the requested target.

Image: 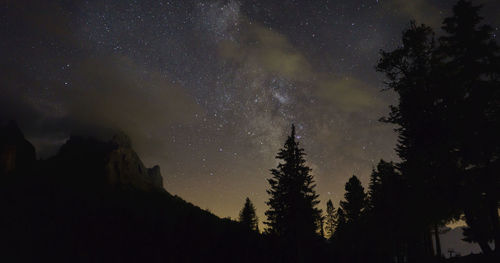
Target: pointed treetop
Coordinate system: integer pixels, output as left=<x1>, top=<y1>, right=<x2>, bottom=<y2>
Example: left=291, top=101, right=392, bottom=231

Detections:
left=239, top=197, right=259, bottom=232
left=265, top=123, right=321, bottom=238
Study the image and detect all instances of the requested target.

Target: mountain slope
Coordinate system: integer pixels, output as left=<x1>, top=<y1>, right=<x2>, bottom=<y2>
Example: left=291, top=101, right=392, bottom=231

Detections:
left=0, top=123, right=267, bottom=262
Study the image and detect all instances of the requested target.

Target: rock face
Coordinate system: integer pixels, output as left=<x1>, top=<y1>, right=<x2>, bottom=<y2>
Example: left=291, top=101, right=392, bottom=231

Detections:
left=45, top=130, right=164, bottom=191
left=148, top=165, right=163, bottom=189
left=105, top=132, right=163, bottom=191
left=0, top=121, right=36, bottom=176
left=0, top=122, right=163, bottom=191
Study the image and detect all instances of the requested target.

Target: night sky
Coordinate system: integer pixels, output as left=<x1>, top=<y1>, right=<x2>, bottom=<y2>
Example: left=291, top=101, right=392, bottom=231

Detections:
left=1, top=0, right=499, bottom=226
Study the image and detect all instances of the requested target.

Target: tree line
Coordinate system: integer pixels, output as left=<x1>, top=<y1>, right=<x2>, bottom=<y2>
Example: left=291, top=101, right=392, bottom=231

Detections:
left=238, top=1, right=499, bottom=262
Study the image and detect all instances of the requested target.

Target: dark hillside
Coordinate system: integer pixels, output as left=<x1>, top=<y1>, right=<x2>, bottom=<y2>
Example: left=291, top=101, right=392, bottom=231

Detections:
left=0, top=122, right=267, bottom=262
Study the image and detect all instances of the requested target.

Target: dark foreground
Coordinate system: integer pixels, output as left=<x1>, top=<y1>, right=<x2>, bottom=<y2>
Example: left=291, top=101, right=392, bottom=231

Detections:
left=0, top=122, right=496, bottom=263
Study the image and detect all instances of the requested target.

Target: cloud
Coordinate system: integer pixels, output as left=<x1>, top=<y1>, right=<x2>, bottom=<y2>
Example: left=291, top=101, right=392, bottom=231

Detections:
left=384, top=0, right=443, bottom=28
left=218, top=22, right=313, bottom=81
left=60, top=56, right=201, bottom=137
left=0, top=0, right=202, bottom=157
left=218, top=21, right=381, bottom=113
left=383, top=0, right=500, bottom=30
left=315, top=76, right=382, bottom=113
left=1, top=55, right=202, bottom=156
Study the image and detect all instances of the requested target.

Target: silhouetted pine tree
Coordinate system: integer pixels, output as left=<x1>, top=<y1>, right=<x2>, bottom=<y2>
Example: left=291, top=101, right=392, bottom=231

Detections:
left=376, top=20, right=456, bottom=260
left=264, top=124, right=322, bottom=261
left=340, top=175, right=366, bottom=223
left=365, top=160, right=408, bottom=262
left=437, top=0, right=500, bottom=254
left=378, top=1, right=500, bottom=258
left=331, top=207, right=347, bottom=246
left=325, top=199, right=336, bottom=239
left=239, top=197, right=259, bottom=232
left=335, top=207, right=346, bottom=233
left=330, top=207, right=346, bottom=242
left=331, top=176, right=367, bottom=263
left=319, top=216, right=325, bottom=239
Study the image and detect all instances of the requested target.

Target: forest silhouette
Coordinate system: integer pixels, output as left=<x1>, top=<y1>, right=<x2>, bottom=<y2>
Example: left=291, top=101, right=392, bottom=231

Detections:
left=1, top=1, right=499, bottom=262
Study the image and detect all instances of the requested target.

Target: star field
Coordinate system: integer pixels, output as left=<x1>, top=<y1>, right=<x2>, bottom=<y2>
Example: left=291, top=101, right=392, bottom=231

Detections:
left=1, top=0, right=499, bottom=227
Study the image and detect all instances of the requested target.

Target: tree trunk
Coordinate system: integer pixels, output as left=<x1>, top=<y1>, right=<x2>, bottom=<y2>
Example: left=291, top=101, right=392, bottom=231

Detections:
left=319, top=217, right=324, bottom=238
left=427, top=228, right=435, bottom=257
left=482, top=159, right=498, bottom=256
left=488, top=198, right=499, bottom=253
left=434, top=223, right=442, bottom=258
left=477, top=239, right=493, bottom=255
left=464, top=208, right=493, bottom=255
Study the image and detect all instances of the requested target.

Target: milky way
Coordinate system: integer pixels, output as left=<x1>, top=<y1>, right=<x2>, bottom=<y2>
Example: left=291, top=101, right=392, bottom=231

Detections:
left=1, top=0, right=499, bottom=227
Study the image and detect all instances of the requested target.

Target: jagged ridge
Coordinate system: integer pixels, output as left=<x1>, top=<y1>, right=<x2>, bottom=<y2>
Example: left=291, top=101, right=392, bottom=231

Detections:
left=0, top=122, right=265, bottom=263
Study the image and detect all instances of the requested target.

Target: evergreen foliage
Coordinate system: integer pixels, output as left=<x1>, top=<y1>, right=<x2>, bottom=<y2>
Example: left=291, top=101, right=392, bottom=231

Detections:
left=265, top=124, right=322, bottom=238
left=324, top=199, right=336, bottom=239
left=339, top=175, right=366, bottom=223
left=264, top=124, right=323, bottom=262
left=239, top=197, right=259, bottom=232
left=376, top=0, right=499, bottom=258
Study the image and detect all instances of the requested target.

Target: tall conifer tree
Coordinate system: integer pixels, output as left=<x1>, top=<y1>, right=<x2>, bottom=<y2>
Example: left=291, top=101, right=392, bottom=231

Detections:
left=239, top=197, right=259, bottom=232
left=438, top=0, right=500, bottom=254
left=265, top=124, right=322, bottom=239
left=325, top=199, right=336, bottom=239
left=340, top=175, right=366, bottom=223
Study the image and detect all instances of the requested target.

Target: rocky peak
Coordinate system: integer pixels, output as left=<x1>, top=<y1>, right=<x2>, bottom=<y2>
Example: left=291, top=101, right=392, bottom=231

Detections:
left=52, top=131, right=164, bottom=191
left=110, top=131, right=132, bottom=149
left=104, top=133, right=163, bottom=191
left=0, top=123, right=164, bottom=191
left=0, top=121, right=36, bottom=176
left=148, top=165, right=163, bottom=189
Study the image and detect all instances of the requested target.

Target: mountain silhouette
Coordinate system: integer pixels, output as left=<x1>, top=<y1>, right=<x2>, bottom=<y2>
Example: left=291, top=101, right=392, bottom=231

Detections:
left=0, top=122, right=266, bottom=263
left=0, top=120, right=36, bottom=177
